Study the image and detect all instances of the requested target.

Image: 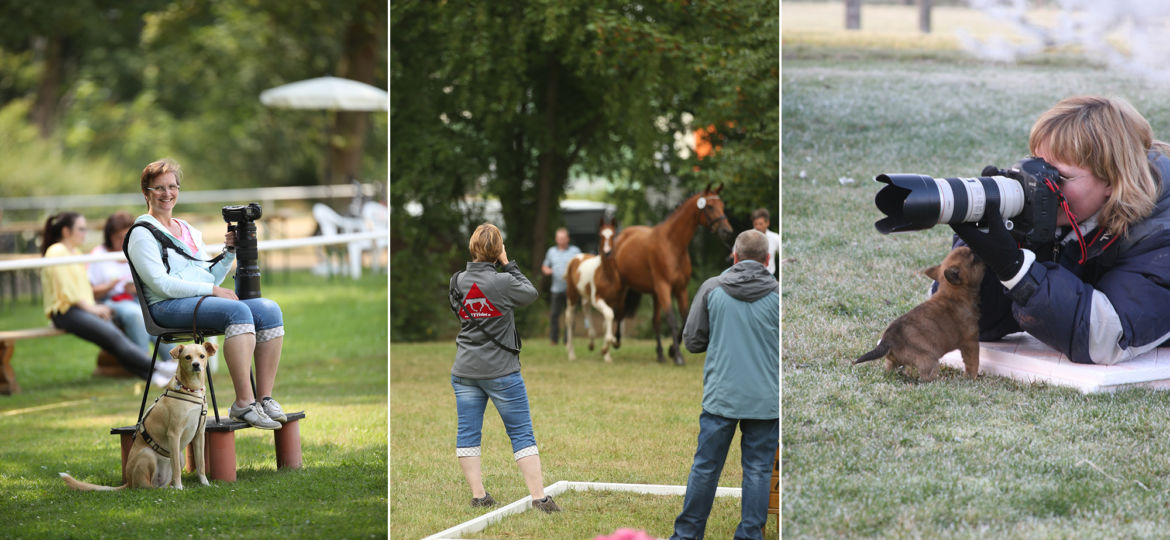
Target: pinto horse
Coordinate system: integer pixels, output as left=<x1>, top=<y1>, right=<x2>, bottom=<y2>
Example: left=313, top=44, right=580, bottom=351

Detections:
left=564, top=217, right=624, bottom=362
left=612, top=184, right=734, bottom=365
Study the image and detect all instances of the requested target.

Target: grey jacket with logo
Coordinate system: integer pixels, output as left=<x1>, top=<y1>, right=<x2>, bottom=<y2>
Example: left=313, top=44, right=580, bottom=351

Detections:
left=451, top=261, right=538, bottom=379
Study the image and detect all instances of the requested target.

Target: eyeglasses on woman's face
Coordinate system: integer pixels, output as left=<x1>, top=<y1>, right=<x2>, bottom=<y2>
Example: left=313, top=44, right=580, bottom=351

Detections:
left=145, top=184, right=181, bottom=194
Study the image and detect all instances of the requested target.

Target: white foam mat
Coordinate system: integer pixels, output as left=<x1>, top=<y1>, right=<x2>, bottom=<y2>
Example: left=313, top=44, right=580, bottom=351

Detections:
left=940, top=332, right=1170, bottom=393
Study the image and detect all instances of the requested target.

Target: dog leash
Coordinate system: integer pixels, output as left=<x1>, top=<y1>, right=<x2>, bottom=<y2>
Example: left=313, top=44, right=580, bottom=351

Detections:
left=131, top=294, right=213, bottom=457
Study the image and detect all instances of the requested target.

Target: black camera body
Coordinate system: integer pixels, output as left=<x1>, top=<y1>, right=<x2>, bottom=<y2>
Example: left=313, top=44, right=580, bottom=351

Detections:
left=222, top=203, right=263, bottom=299
left=873, top=157, right=1062, bottom=259
left=981, top=157, right=1061, bottom=259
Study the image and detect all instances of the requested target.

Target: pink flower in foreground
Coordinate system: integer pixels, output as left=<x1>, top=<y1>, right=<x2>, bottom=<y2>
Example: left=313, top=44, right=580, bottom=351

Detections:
left=593, top=528, right=657, bottom=540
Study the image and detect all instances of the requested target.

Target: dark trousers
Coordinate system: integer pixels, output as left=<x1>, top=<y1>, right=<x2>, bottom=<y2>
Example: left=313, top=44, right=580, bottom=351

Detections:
left=548, top=291, right=567, bottom=344
left=671, top=412, right=779, bottom=540
left=51, top=306, right=153, bottom=380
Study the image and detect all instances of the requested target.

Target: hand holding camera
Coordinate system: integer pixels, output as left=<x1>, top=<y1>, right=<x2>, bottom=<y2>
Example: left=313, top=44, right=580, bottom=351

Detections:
left=221, top=202, right=262, bottom=299
left=873, top=156, right=1063, bottom=261
left=950, top=205, right=1025, bottom=281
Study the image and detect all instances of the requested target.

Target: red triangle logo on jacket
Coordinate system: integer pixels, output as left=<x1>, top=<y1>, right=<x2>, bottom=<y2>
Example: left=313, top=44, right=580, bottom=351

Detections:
left=460, top=283, right=503, bottom=319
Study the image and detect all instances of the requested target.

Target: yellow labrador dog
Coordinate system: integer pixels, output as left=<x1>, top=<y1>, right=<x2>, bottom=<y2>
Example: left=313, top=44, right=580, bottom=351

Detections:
left=61, top=342, right=215, bottom=490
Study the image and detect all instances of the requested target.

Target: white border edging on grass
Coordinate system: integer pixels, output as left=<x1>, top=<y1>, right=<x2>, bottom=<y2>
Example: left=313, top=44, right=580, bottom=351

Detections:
left=423, top=480, right=742, bottom=540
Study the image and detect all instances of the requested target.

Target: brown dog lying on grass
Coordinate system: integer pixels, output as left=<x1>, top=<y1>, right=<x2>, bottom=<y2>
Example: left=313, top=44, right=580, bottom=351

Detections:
left=854, top=246, right=984, bottom=381
left=60, top=342, right=215, bottom=490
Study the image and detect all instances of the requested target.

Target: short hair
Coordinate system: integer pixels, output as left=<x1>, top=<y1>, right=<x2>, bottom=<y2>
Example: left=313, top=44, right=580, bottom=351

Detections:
left=1030, top=96, right=1169, bottom=236
left=469, top=223, right=503, bottom=262
left=751, top=208, right=770, bottom=221
left=140, top=159, right=183, bottom=203
left=733, top=229, right=768, bottom=264
left=102, top=211, right=134, bottom=250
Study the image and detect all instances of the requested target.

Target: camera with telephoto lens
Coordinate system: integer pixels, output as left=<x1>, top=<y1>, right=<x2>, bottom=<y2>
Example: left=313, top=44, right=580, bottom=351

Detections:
left=872, top=157, right=1063, bottom=259
left=221, top=202, right=263, bottom=299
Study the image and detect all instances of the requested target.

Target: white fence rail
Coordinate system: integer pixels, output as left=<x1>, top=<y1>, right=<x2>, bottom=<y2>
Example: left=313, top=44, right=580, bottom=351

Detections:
left=0, top=231, right=387, bottom=272
left=0, top=183, right=380, bottom=211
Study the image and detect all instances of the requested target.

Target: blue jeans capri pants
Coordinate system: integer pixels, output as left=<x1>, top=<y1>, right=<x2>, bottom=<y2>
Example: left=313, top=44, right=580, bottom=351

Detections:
left=150, top=296, right=284, bottom=343
left=451, top=372, right=539, bottom=461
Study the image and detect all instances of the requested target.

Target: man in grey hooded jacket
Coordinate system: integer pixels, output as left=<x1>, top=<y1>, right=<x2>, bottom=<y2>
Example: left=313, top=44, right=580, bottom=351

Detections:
left=671, top=229, right=779, bottom=540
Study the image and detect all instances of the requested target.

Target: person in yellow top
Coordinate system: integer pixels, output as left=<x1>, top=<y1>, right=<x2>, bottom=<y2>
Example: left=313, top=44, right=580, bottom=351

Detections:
left=40, top=212, right=169, bottom=386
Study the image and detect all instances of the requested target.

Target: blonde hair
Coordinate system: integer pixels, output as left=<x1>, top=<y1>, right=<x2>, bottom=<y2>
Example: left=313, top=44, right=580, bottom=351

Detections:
left=469, top=223, right=503, bottom=262
left=1029, top=96, right=1169, bottom=236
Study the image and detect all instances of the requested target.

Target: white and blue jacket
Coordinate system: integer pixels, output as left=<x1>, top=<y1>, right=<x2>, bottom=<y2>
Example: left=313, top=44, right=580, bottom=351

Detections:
left=126, top=215, right=235, bottom=305
left=967, top=152, right=1170, bottom=365
left=683, top=260, right=779, bottom=420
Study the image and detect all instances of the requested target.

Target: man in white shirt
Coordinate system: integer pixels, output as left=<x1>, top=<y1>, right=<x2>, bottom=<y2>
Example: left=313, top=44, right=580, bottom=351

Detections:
left=752, top=208, right=779, bottom=277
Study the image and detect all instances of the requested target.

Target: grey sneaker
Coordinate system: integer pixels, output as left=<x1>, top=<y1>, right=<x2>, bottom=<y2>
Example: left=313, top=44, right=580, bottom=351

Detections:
left=532, top=495, right=561, bottom=513
left=229, top=401, right=281, bottom=430
left=471, top=492, right=496, bottom=508
left=260, top=396, right=288, bottom=423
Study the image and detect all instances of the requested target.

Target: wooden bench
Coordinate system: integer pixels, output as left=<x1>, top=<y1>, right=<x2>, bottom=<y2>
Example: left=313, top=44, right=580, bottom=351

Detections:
left=0, top=327, right=136, bottom=395
left=0, top=327, right=68, bottom=394
left=110, top=411, right=306, bottom=483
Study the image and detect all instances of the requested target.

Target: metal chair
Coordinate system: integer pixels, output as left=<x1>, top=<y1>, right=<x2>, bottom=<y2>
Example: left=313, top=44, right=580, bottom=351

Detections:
left=123, top=246, right=252, bottom=424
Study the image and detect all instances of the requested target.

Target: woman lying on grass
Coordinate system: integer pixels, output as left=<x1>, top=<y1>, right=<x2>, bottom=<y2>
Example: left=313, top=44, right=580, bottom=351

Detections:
left=952, top=95, right=1170, bottom=365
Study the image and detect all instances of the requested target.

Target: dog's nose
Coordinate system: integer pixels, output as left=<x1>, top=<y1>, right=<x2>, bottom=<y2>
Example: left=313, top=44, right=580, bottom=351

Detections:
left=192, top=363, right=202, bottom=373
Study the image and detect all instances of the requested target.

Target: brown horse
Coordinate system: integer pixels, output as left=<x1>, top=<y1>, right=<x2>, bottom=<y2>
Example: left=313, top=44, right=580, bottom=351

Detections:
left=612, top=184, right=734, bottom=365
left=564, top=217, right=624, bottom=362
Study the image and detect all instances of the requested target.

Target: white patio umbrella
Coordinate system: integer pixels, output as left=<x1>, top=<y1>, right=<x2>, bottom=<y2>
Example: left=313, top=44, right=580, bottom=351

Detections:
left=259, top=76, right=387, bottom=185
left=259, top=76, right=387, bottom=111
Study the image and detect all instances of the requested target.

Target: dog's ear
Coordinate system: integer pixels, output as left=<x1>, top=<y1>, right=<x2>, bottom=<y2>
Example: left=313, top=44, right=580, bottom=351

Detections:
left=923, top=265, right=941, bottom=282
left=944, top=266, right=962, bottom=285
left=202, top=340, right=218, bottom=357
left=169, top=345, right=183, bottom=360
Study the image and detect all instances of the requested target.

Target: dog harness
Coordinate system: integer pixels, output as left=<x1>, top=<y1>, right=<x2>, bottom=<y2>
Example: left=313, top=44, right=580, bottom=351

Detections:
left=132, top=384, right=207, bottom=459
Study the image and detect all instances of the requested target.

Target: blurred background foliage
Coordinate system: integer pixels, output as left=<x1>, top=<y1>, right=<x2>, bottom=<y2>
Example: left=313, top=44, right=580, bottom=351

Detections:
left=0, top=0, right=387, bottom=197
left=390, top=0, right=779, bottom=342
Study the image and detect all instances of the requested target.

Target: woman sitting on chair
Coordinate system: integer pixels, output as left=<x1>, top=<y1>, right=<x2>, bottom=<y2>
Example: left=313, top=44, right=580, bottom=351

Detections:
left=88, top=210, right=152, bottom=353
left=126, top=158, right=288, bottom=430
left=40, top=212, right=166, bottom=385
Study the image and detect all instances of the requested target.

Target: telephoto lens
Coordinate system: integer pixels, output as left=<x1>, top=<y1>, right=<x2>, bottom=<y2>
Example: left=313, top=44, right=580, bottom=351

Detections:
left=873, top=173, right=1025, bottom=234
left=222, top=203, right=263, bottom=299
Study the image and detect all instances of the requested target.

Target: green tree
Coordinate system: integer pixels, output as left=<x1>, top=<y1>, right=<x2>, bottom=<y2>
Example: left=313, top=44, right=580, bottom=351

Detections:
left=390, top=0, right=777, bottom=341
left=0, top=0, right=387, bottom=194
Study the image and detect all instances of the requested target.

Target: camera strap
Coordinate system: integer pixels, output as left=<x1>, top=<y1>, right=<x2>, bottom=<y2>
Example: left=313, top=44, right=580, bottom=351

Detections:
left=449, top=271, right=521, bottom=355
left=127, top=222, right=225, bottom=273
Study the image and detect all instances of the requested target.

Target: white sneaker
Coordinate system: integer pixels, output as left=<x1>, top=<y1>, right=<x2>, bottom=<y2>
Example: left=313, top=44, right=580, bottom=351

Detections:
left=155, top=360, right=178, bottom=377
left=229, top=401, right=281, bottom=430
left=150, top=371, right=172, bottom=388
left=260, top=397, right=288, bottom=423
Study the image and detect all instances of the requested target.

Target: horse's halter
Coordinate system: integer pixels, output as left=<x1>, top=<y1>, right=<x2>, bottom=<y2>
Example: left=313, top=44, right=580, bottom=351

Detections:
left=697, top=195, right=729, bottom=232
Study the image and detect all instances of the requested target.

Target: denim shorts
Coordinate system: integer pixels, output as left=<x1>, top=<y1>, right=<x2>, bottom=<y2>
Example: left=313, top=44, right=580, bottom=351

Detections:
left=451, top=372, right=538, bottom=460
left=150, top=296, right=284, bottom=342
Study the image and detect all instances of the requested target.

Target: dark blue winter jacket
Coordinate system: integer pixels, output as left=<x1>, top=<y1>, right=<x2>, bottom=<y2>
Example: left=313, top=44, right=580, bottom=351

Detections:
left=964, top=151, right=1170, bottom=365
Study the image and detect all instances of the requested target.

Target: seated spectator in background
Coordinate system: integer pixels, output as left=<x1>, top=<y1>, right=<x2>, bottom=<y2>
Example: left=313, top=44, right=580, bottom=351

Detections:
left=40, top=212, right=173, bottom=387
left=88, top=211, right=151, bottom=353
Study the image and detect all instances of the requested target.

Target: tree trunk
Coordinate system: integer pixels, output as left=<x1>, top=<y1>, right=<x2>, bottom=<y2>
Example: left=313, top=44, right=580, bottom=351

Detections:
left=845, top=0, right=861, bottom=30
left=328, top=5, right=383, bottom=185
left=528, top=56, right=567, bottom=275
left=918, top=0, right=932, bottom=33
left=31, top=35, right=66, bottom=139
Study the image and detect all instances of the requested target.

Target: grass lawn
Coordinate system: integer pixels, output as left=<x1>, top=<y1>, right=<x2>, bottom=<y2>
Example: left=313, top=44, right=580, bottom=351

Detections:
left=783, top=5, right=1170, bottom=538
left=0, top=271, right=387, bottom=539
left=390, top=339, right=778, bottom=539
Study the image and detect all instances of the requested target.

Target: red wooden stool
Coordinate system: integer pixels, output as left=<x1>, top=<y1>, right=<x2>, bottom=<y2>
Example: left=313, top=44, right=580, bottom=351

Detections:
left=111, top=411, right=305, bottom=483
